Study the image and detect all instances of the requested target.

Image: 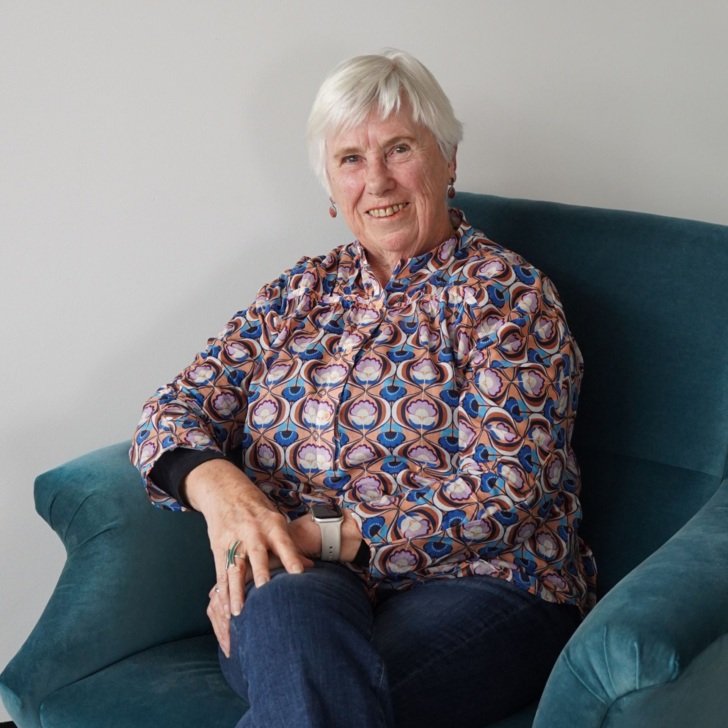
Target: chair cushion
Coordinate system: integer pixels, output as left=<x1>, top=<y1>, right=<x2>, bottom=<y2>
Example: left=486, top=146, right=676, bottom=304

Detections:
left=39, top=635, right=246, bottom=728
left=38, top=631, right=537, bottom=728
left=577, top=447, right=720, bottom=595
left=454, top=192, right=728, bottom=480
left=489, top=704, right=537, bottom=728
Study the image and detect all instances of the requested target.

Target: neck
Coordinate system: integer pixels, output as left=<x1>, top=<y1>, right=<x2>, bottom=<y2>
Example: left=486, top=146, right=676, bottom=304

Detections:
left=370, top=258, right=397, bottom=288
left=367, top=233, right=455, bottom=288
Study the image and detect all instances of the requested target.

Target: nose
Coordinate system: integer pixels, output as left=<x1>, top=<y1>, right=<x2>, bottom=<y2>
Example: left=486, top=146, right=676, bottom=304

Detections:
left=365, top=155, right=395, bottom=196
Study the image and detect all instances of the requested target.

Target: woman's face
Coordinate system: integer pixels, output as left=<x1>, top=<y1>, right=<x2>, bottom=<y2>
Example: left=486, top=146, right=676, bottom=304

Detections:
left=325, top=100, right=456, bottom=269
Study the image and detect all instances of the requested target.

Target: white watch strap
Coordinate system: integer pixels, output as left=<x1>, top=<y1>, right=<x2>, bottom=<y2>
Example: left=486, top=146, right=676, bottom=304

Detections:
left=317, top=519, right=342, bottom=561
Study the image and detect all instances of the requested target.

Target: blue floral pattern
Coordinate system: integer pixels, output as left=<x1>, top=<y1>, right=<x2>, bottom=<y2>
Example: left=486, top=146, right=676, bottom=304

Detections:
left=131, top=211, right=597, bottom=612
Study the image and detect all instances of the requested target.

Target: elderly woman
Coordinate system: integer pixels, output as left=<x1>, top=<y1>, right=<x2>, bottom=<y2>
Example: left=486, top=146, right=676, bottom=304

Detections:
left=131, top=50, right=596, bottom=728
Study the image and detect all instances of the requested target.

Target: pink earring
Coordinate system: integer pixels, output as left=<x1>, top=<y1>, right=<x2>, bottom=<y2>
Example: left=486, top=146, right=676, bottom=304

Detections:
left=329, top=199, right=337, bottom=218
left=447, top=179, right=456, bottom=199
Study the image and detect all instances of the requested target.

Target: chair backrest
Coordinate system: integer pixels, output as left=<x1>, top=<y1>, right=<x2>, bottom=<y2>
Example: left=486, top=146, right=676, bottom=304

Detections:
left=454, top=192, right=728, bottom=594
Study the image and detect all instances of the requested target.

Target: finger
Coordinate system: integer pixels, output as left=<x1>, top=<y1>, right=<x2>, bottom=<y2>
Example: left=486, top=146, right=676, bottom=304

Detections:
left=212, top=546, right=230, bottom=602
left=246, top=543, right=271, bottom=589
left=207, top=597, right=230, bottom=658
left=227, top=559, right=246, bottom=616
left=269, top=528, right=309, bottom=574
left=215, top=569, right=232, bottom=619
left=207, top=588, right=229, bottom=650
left=209, top=583, right=228, bottom=609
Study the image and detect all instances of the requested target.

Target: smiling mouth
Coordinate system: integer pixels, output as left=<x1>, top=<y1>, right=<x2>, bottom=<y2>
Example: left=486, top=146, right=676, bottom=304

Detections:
left=366, top=202, right=408, bottom=218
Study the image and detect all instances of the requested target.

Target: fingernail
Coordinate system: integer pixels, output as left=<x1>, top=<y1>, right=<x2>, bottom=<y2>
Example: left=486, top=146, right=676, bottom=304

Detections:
left=291, top=565, right=304, bottom=574
left=232, top=609, right=240, bottom=617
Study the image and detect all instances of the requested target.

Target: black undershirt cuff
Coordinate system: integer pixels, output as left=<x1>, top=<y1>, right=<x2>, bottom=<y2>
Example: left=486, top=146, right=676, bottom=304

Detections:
left=149, top=448, right=227, bottom=508
left=353, top=539, right=371, bottom=568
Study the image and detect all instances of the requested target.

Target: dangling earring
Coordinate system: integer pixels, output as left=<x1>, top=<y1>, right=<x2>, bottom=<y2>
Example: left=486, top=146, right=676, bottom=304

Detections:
left=447, top=179, right=456, bottom=199
left=328, top=199, right=337, bottom=218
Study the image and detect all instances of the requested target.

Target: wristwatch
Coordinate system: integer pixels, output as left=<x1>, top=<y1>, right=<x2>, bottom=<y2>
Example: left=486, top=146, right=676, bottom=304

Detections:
left=311, top=503, right=344, bottom=561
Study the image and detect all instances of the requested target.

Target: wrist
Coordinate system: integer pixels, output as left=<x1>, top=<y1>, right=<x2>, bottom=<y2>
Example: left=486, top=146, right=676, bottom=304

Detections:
left=310, top=503, right=344, bottom=560
left=288, top=514, right=322, bottom=559
left=183, top=459, right=266, bottom=514
left=339, top=511, right=364, bottom=562
left=304, top=506, right=362, bottom=562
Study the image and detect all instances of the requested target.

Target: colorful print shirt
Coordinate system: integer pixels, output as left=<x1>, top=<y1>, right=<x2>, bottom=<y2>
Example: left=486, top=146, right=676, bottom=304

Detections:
left=130, top=210, right=597, bottom=612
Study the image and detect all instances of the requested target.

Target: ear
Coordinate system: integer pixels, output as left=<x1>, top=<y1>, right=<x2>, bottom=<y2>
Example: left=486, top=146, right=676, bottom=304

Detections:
left=448, top=146, right=458, bottom=181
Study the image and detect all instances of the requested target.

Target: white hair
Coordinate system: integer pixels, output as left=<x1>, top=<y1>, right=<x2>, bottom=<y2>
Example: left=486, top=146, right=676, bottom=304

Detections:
left=306, top=49, right=463, bottom=192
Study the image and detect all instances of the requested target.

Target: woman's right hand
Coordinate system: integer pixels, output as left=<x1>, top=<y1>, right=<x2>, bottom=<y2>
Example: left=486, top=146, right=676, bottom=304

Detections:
left=184, top=459, right=313, bottom=656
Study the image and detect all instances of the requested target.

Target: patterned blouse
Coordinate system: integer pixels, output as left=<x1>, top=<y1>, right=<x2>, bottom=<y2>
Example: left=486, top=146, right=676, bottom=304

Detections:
left=130, top=210, right=597, bottom=612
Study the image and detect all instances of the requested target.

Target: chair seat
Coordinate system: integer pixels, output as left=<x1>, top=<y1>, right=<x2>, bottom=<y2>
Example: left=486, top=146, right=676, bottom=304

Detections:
left=39, top=635, right=246, bottom=728
left=39, top=630, right=537, bottom=728
left=488, top=704, right=537, bottom=728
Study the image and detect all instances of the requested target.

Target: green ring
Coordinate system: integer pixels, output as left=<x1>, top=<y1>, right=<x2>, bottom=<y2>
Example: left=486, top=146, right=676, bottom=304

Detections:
left=226, top=540, right=242, bottom=569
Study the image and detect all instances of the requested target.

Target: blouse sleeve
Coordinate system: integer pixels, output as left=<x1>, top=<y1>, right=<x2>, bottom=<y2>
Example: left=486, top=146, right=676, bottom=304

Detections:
left=129, top=272, right=290, bottom=510
left=346, top=270, right=585, bottom=598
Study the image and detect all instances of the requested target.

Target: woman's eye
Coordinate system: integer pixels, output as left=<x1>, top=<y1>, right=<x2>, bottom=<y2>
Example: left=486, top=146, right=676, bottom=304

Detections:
left=386, top=144, right=412, bottom=162
left=341, top=155, right=360, bottom=164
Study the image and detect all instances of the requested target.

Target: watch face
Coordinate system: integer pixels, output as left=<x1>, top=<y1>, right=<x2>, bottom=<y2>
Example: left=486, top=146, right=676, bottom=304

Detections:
left=311, top=503, right=342, bottom=520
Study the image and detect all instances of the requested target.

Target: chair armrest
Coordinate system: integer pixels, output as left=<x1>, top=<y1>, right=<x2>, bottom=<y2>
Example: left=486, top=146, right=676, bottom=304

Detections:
left=534, top=477, right=728, bottom=727
left=0, top=442, right=215, bottom=728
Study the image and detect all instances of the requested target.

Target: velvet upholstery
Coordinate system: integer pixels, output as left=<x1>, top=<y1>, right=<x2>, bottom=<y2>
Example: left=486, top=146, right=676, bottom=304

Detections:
left=39, top=636, right=247, bottom=728
left=2, top=193, right=727, bottom=728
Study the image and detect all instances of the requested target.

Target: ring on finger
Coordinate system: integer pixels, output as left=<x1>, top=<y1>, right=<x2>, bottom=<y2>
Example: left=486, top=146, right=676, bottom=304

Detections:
left=226, top=540, right=242, bottom=569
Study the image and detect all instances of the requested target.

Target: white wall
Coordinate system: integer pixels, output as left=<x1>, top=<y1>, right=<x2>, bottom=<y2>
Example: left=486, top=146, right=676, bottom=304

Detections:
left=1, top=0, right=726, bottom=719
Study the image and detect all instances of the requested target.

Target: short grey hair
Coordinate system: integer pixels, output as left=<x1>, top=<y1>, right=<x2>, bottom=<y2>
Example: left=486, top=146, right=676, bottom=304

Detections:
left=306, top=49, right=463, bottom=192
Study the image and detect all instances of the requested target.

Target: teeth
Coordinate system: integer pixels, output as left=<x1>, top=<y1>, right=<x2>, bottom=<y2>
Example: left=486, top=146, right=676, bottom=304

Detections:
left=368, top=203, right=406, bottom=218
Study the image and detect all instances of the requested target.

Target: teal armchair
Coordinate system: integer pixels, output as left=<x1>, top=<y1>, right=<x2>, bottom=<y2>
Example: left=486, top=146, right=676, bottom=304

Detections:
left=3, top=193, right=727, bottom=727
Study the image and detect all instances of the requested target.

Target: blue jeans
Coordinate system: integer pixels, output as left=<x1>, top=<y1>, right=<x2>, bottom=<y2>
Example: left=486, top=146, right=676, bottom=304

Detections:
left=220, top=563, right=580, bottom=728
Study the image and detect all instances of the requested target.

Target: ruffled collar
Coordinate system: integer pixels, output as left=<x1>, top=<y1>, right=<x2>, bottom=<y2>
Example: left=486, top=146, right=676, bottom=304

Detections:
left=351, top=208, right=470, bottom=295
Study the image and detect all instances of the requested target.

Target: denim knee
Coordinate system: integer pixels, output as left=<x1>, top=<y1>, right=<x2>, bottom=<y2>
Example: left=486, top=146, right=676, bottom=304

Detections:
left=223, top=564, right=393, bottom=728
